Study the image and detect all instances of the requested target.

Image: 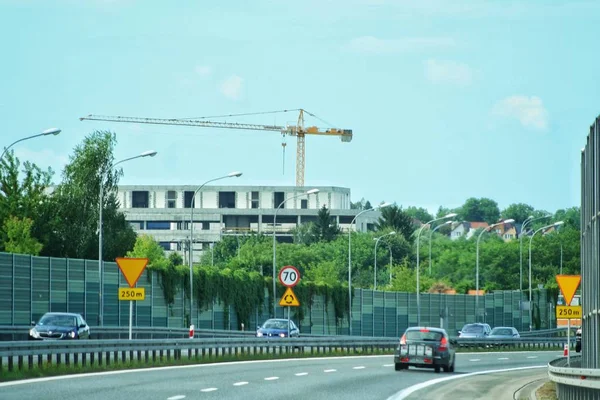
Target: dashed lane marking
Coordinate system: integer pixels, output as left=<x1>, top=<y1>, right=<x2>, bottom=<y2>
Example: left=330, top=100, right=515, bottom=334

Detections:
left=498, top=358, right=509, bottom=360
left=200, top=388, right=217, bottom=392
left=324, top=369, right=337, bottom=373
left=353, top=366, right=366, bottom=369
left=167, top=396, right=186, bottom=400
left=233, top=382, right=248, bottom=386
left=383, top=364, right=394, bottom=367
left=295, top=372, right=309, bottom=376
left=469, top=359, right=481, bottom=362
left=264, top=377, right=279, bottom=381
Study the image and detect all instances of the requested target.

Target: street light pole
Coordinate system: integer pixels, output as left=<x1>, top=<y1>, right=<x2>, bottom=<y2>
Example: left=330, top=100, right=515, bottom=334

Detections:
left=1, top=128, right=61, bottom=161
left=429, top=221, right=452, bottom=276
left=416, top=213, right=457, bottom=326
left=388, top=243, right=393, bottom=284
left=189, top=171, right=242, bottom=329
left=528, top=221, right=564, bottom=331
left=98, top=150, right=157, bottom=326
left=374, top=231, right=395, bottom=290
left=519, top=215, right=550, bottom=292
left=348, top=202, right=391, bottom=335
left=272, top=189, right=319, bottom=317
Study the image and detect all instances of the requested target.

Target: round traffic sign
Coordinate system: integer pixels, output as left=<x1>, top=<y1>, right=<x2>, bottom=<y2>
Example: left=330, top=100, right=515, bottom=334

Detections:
left=278, top=265, right=300, bottom=287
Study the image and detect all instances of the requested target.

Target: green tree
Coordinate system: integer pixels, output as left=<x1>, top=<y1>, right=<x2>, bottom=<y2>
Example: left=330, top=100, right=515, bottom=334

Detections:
left=45, top=131, right=136, bottom=259
left=292, top=222, right=317, bottom=245
left=405, top=206, right=433, bottom=224
left=3, top=216, right=43, bottom=255
left=501, top=203, right=535, bottom=224
left=311, top=205, right=340, bottom=242
left=375, top=205, right=415, bottom=242
left=0, top=151, right=53, bottom=251
left=554, top=207, right=581, bottom=230
left=459, top=197, right=500, bottom=223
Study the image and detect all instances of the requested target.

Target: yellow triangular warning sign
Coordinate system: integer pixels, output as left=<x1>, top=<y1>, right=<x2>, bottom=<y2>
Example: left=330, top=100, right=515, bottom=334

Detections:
left=556, top=275, right=581, bottom=306
left=279, top=287, right=300, bottom=307
left=116, top=257, right=148, bottom=288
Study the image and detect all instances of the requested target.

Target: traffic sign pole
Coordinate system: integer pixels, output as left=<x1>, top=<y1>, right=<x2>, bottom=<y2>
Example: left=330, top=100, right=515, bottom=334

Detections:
left=116, top=258, right=149, bottom=340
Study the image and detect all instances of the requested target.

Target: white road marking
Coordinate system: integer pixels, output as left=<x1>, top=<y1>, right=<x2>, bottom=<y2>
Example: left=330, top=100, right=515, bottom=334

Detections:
left=527, top=356, right=538, bottom=359
left=387, top=365, right=547, bottom=400
left=324, top=369, right=337, bottom=373
left=469, top=359, right=481, bottom=362
left=295, top=372, right=309, bottom=376
left=353, top=366, right=366, bottom=369
left=200, top=388, right=217, bottom=392
left=233, top=382, right=248, bottom=386
left=167, top=396, right=186, bottom=400
left=264, top=377, right=279, bottom=381
left=383, top=364, right=394, bottom=367
left=498, top=357, right=509, bottom=360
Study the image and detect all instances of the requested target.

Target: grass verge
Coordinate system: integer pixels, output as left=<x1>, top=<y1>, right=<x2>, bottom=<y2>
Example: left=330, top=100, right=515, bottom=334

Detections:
left=535, top=381, right=558, bottom=400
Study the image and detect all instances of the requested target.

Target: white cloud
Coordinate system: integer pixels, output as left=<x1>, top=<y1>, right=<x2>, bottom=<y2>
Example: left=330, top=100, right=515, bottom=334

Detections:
left=424, top=59, right=473, bottom=85
left=345, top=36, right=455, bottom=54
left=195, top=65, right=212, bottom=77
left=492, top=96, right=549, bottom=131
left=220, top=75, right=243, bottom=100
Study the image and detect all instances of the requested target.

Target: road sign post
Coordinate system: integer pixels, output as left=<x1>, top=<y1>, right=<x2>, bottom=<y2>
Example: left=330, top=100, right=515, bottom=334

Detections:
left=278, top=266, right=300, bottom=338
left=556, top=275, right=581, bottom=366
left=116, top=258, right=149, bottom=340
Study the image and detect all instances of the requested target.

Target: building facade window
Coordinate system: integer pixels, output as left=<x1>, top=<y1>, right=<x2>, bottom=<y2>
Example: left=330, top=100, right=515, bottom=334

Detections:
left=251, top=191, right=259, bottom=209
left=218, top=191, right=236, bottom=208
left=158, top=242, right=171, bottom=250
left=147, top=221, right=170, bottom=230
left=184, top=191, right=194, bottom=208
left=132, top=191, right=149, bottom=208
left=274, top=192, right=284, bottom=208
left=301, top=199, right=308, bottom=209
left=167, top=190, right=177, bottom=208
left=202, top=222, right=210, bottom=230
left=129, top=221, right=144, bottom=230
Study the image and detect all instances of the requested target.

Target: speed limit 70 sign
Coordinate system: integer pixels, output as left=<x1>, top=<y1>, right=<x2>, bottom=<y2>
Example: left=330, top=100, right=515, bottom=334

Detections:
left=279, top=265, right=300, bottom=287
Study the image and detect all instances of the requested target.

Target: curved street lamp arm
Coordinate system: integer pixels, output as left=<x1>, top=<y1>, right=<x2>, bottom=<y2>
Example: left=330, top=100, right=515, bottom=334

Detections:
left=1, top=130, right=61, bottom=160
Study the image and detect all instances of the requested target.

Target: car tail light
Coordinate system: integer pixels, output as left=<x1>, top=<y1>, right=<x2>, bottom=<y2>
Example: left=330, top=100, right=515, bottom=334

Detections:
left=400, top=334, right=406, bottom=345
left=420, top=329, right=430, bottom=333
left=439, top=337, right=448, bottom=352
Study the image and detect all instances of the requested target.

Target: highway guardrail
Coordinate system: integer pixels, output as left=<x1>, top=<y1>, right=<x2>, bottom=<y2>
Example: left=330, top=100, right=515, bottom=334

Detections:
left=549, top=356, right=600, bottom=399
left=0, top=336, right=572, bottom=374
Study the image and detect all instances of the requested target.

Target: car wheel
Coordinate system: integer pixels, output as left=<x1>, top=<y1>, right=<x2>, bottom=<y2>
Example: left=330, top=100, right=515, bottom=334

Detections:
left=394, top=363, right=402, bottom=371
left=443, top=364, right=449, bottom=372
left=449, top=359, right=455, bottom=373
left=434, top=365, right=441, bottom=373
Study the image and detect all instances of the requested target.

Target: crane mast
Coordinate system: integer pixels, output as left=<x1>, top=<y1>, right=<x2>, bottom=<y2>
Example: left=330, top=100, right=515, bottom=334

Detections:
left=80, top=109, right=352, bottom=187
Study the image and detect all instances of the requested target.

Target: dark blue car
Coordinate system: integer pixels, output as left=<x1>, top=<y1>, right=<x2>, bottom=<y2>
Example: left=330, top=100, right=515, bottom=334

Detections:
left=29, top=312, right=90, bottom=340
left=256, top=318, right=299, bottom=338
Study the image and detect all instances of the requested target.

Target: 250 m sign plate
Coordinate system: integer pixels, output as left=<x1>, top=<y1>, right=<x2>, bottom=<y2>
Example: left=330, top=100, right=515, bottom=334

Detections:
left=556, top=305, right=582, bottom=319
left=118, top=287, right=145, bottom=301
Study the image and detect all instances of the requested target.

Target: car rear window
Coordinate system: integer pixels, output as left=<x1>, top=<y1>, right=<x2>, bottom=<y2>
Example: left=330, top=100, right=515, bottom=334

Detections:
left=462, top=325, right=484, bottom=333
left=491, top=328, right=513, bottom=336
left=406, top=330, right=443, bottom=341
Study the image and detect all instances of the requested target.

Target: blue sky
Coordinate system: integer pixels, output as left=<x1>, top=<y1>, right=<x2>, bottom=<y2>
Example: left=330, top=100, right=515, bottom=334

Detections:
left=2, top=0, right=599, bottom=214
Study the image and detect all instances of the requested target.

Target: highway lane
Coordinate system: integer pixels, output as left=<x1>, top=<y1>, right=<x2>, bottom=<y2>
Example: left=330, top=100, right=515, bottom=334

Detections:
left=0, top=351, right=562, bottom=400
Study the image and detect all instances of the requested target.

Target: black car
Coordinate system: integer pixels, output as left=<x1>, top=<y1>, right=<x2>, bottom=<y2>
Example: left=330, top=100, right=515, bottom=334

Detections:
left=394, top=327, right=456, bottom=373
left=29, top=312, right=90, bottom=340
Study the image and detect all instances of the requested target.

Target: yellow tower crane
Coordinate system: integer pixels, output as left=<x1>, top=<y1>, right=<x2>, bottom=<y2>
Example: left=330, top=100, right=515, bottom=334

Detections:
left=80, top=109, right=352, bottom=187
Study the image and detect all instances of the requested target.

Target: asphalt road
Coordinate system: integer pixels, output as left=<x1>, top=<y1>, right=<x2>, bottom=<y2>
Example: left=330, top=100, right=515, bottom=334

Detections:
left=0, top=350, right=562, bottom=400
